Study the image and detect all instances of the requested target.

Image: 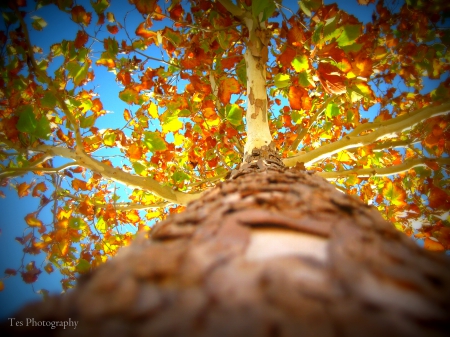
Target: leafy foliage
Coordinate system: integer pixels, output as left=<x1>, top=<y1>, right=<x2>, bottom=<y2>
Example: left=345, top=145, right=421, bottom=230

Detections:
left=0, top=0, right=449, bottom=294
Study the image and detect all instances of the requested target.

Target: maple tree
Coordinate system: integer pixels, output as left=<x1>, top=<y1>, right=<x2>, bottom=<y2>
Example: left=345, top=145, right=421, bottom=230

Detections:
left=0, top=0, right=449, bottom=295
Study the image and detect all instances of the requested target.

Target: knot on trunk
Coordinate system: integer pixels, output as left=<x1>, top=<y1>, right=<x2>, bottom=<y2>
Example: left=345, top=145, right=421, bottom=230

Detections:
left=230, top=143, right=284, bottom=179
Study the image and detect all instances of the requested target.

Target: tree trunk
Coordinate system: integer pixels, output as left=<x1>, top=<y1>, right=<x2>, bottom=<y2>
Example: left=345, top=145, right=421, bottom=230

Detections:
left=3, top=147, right=450, bottom=337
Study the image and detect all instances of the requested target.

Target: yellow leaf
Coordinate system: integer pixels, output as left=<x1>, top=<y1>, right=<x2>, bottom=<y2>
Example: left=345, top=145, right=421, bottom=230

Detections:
left=162, top=116, right=182, bottom=133
left=0, top=280, right=4, bottom=291
left=25, top=213, right=43, bottom=227
left=148, top=102, right=158, bottom=118
left=174, top=133, right=185, bottom=146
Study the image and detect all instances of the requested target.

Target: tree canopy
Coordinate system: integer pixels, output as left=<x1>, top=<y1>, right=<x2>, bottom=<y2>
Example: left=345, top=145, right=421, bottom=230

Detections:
left=0, top=0, right=450, bottom=293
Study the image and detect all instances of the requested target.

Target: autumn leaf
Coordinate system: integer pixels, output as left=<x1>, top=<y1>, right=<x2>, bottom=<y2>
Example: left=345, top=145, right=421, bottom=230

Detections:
left=0, top=280, right=4, bottom=291
left=428, top=186, right=450, bottom=209
left=21, top=262, right=41, bottom=284
left=17, top=182, right=31, bottom=198
left=72, top=179, right=88, bottom=191
left=317, top=63, right=346, bottom=95
left=218, top=77, right=240, bottom=104
left=382, top=181, right=407, bottom=207
left=129, top=0, right=157, bottom=14
left=32, top=182, right=47, bottom=197
left=71, top=5, right=92, bottom=26
left=424, top=237, right=445, bottom=252
left=126, top=144, right=143, bottom=160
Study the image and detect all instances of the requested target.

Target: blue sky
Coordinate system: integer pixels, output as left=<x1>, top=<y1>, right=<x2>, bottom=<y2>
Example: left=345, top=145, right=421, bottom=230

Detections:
left=0, top=0, right=440, bottom=321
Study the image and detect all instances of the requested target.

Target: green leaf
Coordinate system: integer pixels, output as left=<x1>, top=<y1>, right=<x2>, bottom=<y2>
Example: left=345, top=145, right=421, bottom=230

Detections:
left=75, top=259, right=90, bottom=273
left=298, top=71, right=314, bottom=87
left=90, top=0, right=110, bottom=14
left=79, top=114, right=95, bottom=128
left=252, top=0, right=276, bottom=21
left=36, top=116, right=51, bottom=139
left=41, top=92, right=57, bottom=109
left=119, top=88, right=139, bottom=104
left=16, top=105, right=37, bottom=134
left=31, top=16, right=47, bottom=31
left=336, top=24, right=362, bottom=47
left=298, top=0, right=321, bottom=17
left=144, top=132, right=167, bottom=152
left=133, top=162, right=147, bottom=176
left=274, top=73, right=290, bottom=88
left=291, top=55, right=309, bottom=72
left=325, top=103, right=340, bottom=118
left=172, top=171, right=190, bottom=182
left=69, top=218, right=83, bottom=229
left=236, top=59, right=247, bottom=87
left=226, top=104, right=243, bottom=126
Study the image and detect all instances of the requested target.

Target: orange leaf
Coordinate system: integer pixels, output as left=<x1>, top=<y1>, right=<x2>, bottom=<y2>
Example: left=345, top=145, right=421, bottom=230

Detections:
left=91, top=98, right=103, bottom=113
left=424, top=237, right=445, bottom=252
left=44, top=263, right=54, bottom=274
left=317, top=63, right=346, bottom=95
left=32, top=182, right=47, bottom=197
left=123, top=109, right=132, bottom=121
left=288, top=86, right=311, bottom=111
left=0, top=280, right=4, bottom=291
left=126, top=144, right=143, bottom=160
left=25, top=213, right=43, bottom=227
left=218, top=77, right=240, bottom=104
left=135, top=22, right=156, bottom=39
left=17, top=182, right=31, bottom=198
left=72, top=179, right=88, bottom=191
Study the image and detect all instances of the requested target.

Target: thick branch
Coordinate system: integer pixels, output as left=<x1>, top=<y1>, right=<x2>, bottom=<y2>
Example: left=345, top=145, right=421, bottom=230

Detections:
left=3, top=144, right=202, bottom=206
left=317, top=157, right=450, bottom=179
left=284, top=102, right=450, bottom=167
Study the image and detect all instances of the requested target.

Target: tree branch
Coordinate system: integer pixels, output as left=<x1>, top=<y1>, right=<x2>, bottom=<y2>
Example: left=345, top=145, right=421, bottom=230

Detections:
left=284, top=102, right=450, bottom=167
left=317, top=157, right=450, bottom=179
left=2, top=143, right=202, bottom=206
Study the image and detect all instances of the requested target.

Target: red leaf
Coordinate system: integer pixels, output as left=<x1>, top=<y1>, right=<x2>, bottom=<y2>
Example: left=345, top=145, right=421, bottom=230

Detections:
left=107, top=24, right=119, bottom=34
left=71, top=5, right=92, bottom=26
left=428, top=186, right=450, bottom=209
left=74, top=30, right=89, bottom=48
left=277, top=46, right=296, bottom=67
left=129, top=0, right=157, bottom=14
left=21, top=262, right=41, bottom=284
left=169, top=3, right=183, bottom=21
left=4, top=268, right=17, bottom=276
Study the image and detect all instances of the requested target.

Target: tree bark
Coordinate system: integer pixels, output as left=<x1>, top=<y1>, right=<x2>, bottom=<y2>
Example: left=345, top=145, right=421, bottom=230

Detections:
left=2, top=148, right=450, bottom=337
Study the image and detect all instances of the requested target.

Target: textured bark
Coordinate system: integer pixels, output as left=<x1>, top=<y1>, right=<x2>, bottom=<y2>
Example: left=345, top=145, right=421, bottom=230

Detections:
left=2, top=147, right=450, bottom=337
